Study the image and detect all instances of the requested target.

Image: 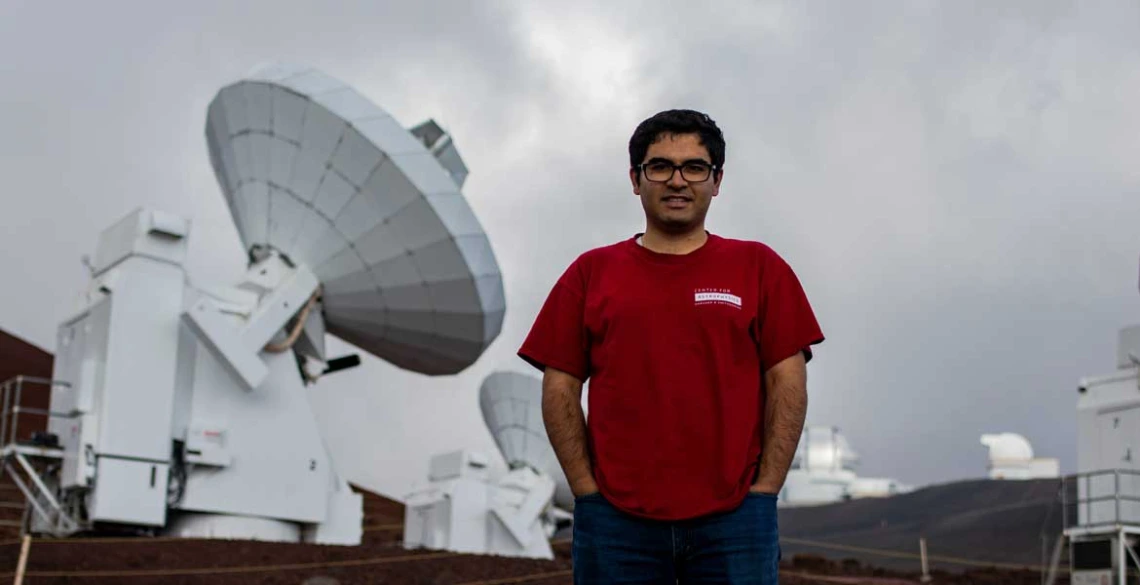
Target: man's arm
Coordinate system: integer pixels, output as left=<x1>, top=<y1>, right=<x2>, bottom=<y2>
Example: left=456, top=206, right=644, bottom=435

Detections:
left=542, top=366, right=598, bottom=497
left=752, top=351, right=808, bottom=494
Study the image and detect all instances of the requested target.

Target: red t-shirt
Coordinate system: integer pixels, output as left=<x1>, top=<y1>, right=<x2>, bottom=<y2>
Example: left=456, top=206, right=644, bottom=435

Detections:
left=518, top=233, right=824, bottom=520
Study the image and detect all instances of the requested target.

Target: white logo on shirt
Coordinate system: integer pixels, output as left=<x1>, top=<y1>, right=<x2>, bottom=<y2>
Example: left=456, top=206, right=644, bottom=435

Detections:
left=694, top=288, right=742, bottom=309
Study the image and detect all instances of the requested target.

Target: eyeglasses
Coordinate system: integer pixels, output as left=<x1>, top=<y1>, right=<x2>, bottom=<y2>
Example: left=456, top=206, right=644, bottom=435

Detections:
left=637, top=160, right=719, bottom=183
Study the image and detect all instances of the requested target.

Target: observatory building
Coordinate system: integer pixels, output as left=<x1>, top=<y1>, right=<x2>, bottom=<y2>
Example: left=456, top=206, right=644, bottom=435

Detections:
left=0, top=64, right=504, bottom=546
left=978, top=432, right=1059, bottom=480
left=1062, top=322, right=1140, bottom=583
left=780, top=426, right=912, bottom=507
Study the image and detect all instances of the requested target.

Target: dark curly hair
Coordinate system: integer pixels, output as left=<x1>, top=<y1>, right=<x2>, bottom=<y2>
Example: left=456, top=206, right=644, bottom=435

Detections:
left=628, top=109, right=725, bottom=171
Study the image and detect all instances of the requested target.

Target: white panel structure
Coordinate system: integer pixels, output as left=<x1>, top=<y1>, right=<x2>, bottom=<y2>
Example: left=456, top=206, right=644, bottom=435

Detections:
left=45, top=209, right=187, bottom=527
left=5, top=64, right=505, bottom=548
left=206, top=64, right=504, bottom=375
left=979, top=433, right=1060, bottom=480
left=89, top=459, right=169, bottom=525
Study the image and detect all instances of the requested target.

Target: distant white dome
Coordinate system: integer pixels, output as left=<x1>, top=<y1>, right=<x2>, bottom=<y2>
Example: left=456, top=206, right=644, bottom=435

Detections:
left=980, top=433, right=1034, bottom=461
left=794, top=426, right=860, bottom=473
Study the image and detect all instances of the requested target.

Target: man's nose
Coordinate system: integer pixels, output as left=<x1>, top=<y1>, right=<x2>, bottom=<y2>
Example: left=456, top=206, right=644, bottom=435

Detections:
left=666, top=168, right=688, bottom=189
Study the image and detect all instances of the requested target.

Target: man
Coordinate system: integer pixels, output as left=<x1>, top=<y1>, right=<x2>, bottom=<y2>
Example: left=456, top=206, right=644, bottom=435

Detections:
left=518, top=109, right=824, bottom=584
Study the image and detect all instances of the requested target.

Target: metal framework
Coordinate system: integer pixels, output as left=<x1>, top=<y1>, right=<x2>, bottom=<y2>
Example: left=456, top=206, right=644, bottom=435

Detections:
left=1057, top=469, right=1140, bottom=585
left=0, top=376, right=79, bottom=536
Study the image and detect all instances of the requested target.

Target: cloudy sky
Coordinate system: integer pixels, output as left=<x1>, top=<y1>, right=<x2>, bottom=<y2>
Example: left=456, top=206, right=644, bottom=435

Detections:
left=2, top=1, right=1139, bottom=500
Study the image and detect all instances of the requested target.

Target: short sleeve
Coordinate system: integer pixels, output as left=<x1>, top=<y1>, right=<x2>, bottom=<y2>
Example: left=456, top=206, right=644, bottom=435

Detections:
left=754, top=253, right=824, bottom=372
left=518, top=260, right=590, bottom=381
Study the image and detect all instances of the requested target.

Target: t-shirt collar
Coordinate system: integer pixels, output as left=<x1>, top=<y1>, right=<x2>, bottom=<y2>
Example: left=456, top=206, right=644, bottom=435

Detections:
left=627, top=231, right=720, bottom=265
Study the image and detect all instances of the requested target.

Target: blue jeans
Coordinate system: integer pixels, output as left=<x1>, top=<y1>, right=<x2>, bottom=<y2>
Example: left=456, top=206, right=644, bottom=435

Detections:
left=571, top=492, right=781, bottom=584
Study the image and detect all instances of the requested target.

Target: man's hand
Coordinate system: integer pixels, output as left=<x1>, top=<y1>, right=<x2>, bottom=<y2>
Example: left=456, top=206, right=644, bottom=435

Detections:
left=753, top=351, right=808, bottom=495
left=542, top=367, right=598, bottom=497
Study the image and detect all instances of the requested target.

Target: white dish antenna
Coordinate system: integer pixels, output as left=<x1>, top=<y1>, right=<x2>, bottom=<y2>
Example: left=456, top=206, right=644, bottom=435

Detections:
left=205, top=63, right=504, bottom=374
left=479, top=371, right=572, bottom=508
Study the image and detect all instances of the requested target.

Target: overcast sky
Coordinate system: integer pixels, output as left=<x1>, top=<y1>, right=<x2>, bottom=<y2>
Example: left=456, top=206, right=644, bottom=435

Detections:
left=2, top=1, right=1139, bottom=501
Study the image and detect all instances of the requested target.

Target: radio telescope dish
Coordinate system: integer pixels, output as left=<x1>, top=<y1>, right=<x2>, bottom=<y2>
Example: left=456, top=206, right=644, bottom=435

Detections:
left=479, top=371, right=572, bottom=508
left=205, top=64, right=504, bottom=374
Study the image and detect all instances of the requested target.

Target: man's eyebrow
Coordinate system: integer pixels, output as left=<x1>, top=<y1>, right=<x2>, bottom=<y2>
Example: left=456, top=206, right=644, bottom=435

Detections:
left=644, top=157, right=713, bottom=165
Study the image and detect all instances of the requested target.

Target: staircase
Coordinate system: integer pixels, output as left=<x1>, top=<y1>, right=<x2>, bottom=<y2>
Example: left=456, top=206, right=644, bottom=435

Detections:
left=0, top=376, right=81, bottom=537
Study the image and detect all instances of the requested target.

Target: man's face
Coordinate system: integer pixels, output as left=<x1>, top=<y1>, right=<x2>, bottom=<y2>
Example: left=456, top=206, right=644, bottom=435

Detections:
left=629, top=132, right=721, bottom=234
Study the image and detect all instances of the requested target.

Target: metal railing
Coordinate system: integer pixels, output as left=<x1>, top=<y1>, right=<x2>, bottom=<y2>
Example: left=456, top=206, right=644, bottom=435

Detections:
left=0, top=376, right=73, bottom=450
left=0, top=376, right=82, bottom=536
left=1063, top=469, right=1140, bottom=530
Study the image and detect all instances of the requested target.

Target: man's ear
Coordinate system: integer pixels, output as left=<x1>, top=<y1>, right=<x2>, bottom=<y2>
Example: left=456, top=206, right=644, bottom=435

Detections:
left=629, top=167, right=641, bottom=195
left=712, top=169, right=724, bottom=196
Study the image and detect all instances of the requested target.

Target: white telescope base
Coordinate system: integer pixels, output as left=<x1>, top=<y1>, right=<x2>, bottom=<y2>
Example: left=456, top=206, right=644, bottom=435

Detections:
left=404, top=450, right=557, bottom=560
left=165, top=484, right=362, bottom=545
left=165, top=513, right=301, bottom=543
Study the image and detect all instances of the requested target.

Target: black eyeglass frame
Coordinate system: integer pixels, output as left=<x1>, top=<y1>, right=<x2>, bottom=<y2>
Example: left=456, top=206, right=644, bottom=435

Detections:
left=635, top=160, right=721, bottom=183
